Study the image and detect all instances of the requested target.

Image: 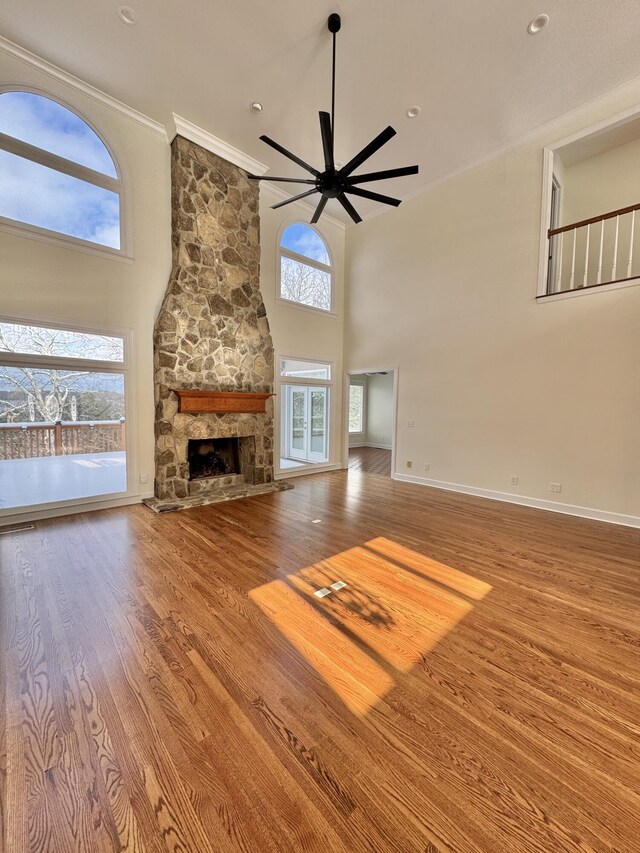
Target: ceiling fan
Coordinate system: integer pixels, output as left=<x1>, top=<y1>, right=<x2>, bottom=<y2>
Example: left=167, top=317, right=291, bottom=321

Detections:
left=248, top=13, right=419, bottom=225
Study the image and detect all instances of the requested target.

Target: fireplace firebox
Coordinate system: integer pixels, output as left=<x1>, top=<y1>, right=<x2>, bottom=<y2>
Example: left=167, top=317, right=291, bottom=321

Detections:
left=188, top=438, right=240, bottom=481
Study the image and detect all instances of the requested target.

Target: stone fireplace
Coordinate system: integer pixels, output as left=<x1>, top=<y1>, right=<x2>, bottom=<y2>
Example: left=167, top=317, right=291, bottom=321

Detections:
left=145, top=135, right=291, bottom=512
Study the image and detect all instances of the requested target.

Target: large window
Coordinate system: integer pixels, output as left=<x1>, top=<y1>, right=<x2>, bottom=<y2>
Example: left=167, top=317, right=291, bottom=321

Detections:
left=279, top=223, right=332, bottom=312
left=0, top=91, right=123, bottom=252
left=0, top=319, right=128, bottom=510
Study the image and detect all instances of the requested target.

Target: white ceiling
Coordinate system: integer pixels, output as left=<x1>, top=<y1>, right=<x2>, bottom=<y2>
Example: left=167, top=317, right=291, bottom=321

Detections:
left=2, top=0, right=640, bottom=223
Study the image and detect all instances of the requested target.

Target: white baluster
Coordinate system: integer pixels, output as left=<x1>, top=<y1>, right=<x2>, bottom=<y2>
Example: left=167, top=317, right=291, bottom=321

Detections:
left=611, top=215, right=620, bottom=281
left=597, top=219, right=604, bottom=284
left=569, top=229, right=577, bottom=290
left=582, top=223, right=591, bottom=288
left=627, top=210, right=636, bottom=279
left=555, top=232, right=564, bottom=293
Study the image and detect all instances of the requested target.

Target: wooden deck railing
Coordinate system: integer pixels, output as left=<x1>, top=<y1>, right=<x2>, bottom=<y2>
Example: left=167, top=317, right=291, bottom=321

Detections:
left=0, top=419, right=126, bottom=461
left=546, top=202, right=640, bottom=295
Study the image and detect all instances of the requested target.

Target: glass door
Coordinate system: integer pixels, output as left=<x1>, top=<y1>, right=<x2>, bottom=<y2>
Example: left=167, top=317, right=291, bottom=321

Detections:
left=288, top=386, right=307, bottom=461
left=284, top=385, right=329, bottom=464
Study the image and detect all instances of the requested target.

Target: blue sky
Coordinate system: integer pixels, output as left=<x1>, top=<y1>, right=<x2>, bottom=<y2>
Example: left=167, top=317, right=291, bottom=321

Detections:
left=0, top=92, right=120, bottom=248
left=281, top=223, right=330, bottom=264
left=0, top=92, right=116, bottom=175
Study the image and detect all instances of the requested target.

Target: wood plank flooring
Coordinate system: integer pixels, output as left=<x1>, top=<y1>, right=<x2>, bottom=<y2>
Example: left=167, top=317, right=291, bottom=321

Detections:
left=348, top=446, right=391, bottom=476
left=1, top=469, right=640, bottom=852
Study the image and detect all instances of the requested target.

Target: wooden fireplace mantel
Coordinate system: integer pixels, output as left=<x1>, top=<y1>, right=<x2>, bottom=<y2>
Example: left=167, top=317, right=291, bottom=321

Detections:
left=175, top=390, right=273, bottom=414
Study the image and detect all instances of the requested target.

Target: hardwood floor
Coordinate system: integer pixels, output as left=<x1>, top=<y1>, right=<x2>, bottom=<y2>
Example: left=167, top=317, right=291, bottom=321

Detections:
left=1, top=470, right=640, bottom=852
left=348, top=446, right=391, bottom=476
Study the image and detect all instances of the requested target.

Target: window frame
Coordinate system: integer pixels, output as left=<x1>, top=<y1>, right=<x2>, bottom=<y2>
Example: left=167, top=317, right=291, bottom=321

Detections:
left=0, top=86, right=130, bottom=261
left=0, top=311, right=138, bottom=519
left=348, top=379, right=366, bottom=436
left=276, top=221, right=335, bottom=316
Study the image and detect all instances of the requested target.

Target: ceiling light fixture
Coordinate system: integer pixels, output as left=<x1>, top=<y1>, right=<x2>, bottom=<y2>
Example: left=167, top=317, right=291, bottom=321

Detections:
left=250, top=102, right=263, bottom=114
left=248, top=13, right=419, bottom=225
left=117, top=5, right=137, bottom=25
left=406, top=106, right=421, bottom=119
left=527, top=14, right=549, bottom=34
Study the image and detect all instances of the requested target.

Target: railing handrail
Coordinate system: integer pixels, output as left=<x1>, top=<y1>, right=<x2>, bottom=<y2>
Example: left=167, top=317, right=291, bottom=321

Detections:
left=0, top=419, right=124, bottom=430
left=548, top=201, right=640, bottom=237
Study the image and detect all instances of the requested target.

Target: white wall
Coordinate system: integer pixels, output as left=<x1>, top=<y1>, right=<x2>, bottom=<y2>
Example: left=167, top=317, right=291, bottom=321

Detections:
left=259, top=184, right=345, bottom=476
left=366, top=372, right=393, bottom=449
left=561, top=136, right=640, bottom=225
left=345, top=81, right=640, bottom=525
left=0, top=47, right=172, bottom=516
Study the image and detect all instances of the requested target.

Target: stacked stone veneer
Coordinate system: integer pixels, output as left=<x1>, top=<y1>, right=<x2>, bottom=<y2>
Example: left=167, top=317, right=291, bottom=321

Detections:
left=152, top=136, right=277, bottom=504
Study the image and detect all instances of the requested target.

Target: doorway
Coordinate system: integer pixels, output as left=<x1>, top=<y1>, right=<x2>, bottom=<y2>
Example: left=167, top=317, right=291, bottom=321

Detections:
left=345, top=369, right=397, bottom=477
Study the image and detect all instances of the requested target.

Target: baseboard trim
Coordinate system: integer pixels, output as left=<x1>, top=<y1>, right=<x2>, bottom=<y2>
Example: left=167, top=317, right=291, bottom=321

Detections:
left=392, top=473, right=640, bottom=529
left=349, top=443, right=392, bottom=450
left=0, top=492, right=150, bottom=527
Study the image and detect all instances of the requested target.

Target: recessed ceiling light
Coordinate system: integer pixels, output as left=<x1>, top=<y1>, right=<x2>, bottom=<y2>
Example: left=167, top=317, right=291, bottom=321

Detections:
left=406, top=106, right=421, bottom=119
left=527, top=14, right=549, bottom=34
left=250, top=102, right=263, bottom=114
left=118, top=5, right=137, bottom=25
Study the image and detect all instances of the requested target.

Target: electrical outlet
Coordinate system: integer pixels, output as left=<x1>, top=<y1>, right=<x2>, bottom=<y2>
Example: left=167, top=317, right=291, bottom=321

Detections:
left=407, top=419, right=415, bottom=428
left=511, top=475, right=518, bottom=485
left=424, top=462, right=430, bottom=472
left=406, top=460, right=412, bottom=469
left=549, top=482, right=562, bottom=494
left=140, top=473, right=148, bottom=484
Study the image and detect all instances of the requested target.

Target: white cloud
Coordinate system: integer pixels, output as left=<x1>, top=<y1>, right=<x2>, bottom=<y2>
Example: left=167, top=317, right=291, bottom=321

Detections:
left=0, top=92, right=116, bottom=176
left=0, top=150, right=120, bottom=248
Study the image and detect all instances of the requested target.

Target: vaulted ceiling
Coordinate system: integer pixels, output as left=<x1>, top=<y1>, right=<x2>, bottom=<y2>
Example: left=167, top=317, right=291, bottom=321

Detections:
left=3, top=0, right=640, bottom=222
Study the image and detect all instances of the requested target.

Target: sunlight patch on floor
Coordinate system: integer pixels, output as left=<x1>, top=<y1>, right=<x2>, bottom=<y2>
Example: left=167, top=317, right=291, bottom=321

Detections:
left=249, top=538, right=492, bottom=716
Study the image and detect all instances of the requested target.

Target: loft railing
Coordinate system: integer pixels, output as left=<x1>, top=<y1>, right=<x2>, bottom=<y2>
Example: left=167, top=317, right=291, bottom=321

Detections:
left=0, top=419, right=126, bottom=461
left=546, top=201, right=640, bottom=295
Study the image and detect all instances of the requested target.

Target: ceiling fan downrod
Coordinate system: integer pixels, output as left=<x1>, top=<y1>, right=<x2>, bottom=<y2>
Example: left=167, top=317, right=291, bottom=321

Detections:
left=248, top=12, right=419, bottom=225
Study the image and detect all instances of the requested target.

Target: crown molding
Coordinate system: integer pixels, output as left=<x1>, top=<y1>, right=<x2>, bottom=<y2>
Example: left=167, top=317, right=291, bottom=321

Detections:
left=260, top=181, right=346, bottom=231
left=171, top=114, right=269, bottom=176
left=0, top=36, right=167, bottom=136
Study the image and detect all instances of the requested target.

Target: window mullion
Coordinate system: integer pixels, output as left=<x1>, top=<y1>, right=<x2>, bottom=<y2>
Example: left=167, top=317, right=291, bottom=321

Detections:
left=0, top=131, right=121, bottom=193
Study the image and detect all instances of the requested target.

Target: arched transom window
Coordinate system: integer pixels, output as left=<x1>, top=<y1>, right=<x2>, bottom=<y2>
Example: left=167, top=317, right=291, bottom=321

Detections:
left=0, top=91, right=123, bottom=252
left=279, top=223, right=332, bottom=312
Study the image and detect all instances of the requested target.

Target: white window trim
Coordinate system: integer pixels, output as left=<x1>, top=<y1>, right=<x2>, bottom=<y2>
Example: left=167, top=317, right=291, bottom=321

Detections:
left=0, top=86, right=131, bottom=261
left=348, top=379, right=366, bottom=436
left=536, top=104, right=640, bottom=302
left=0, top=311, right=138, bottom=520
left=277, top=222, right=335, bottom=316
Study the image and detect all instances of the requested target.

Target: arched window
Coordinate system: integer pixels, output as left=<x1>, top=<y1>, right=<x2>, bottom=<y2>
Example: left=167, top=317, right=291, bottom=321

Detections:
left=279, top=223, right=332, bottom=312
left=0, top=91, right=123, bottom=252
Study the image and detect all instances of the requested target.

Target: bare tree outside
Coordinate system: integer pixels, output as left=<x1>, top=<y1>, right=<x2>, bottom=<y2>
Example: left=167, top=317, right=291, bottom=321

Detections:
left=0, top=323, right=124, bottom=423
left=281, top=257, right=331, bottom=311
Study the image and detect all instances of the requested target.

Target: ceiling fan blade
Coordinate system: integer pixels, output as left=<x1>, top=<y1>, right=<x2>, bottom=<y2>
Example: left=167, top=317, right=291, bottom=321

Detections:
left=270, top=188, right=319, bottom=210
left=337, top=193, right=362, bottom=224
left=340, top=126, right=397, bottom=177
left=345, top=185, right=402, bottom=207
left=310, top=195, right=329, bottom=224
left=259, top=135, right=320, bottom=177
left=319, top=111, right=334, bottom=171
left=348, top=165, right=419, bottom=184
left=248, top=175, right=317, bottom=184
